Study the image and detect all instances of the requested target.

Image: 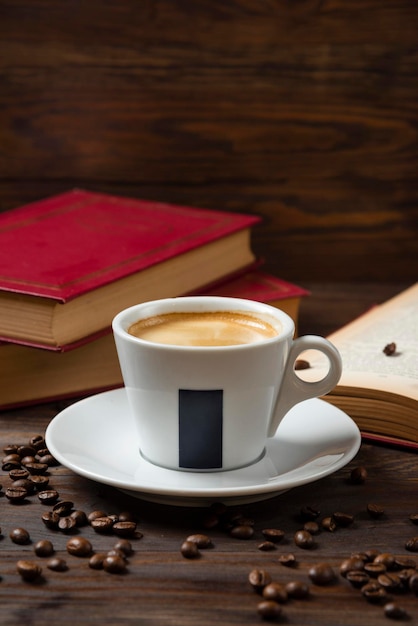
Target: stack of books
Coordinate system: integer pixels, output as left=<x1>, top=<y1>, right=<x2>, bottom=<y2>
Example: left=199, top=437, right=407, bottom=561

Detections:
left=0, top=189, right=309, bottom=409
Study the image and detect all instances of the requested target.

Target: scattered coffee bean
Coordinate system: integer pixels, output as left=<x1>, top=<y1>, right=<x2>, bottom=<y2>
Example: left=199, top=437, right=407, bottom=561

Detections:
left=38, top=454, right=58, bottom=466
left=16, top=559, right=42, bottom=582
left=5, top=485, right=28, bottom=503
left=300, top=505, right=320, bottom=521
left=91, top=516, right=115, bottom=534
left=262, top=582, right=288, bottom=603
left=112, top=521, right=138, bottom=538
left=248, top=569, right=272, bottom=592
left=66, top=536, right=92, bottom=557
left=34, top=539, right=54, bottom=557
left=29, top=475, right=49, bottom=489
left=383, top=342, right=397, bottom=356
left=409, top=572, right=418, bottom=595
left=409, top=513, right=418, bottom=525
left=383, top=602, right=407, bottom=620
left=230, top=525, right=254, bottom=540
left=12, top=478, right=35, bottom=495
left=258, top=541, right=276, bottom=551
left=24, top=461, right=48, bottom=475
left=2, top=454, right=22, bottom=471
left=333, top=511, right=354, bottom=527
left=361, top=581, right=388, bottom=604
left=364, top=562, right=387, bottom=577
left=285, top=580, right=310, bottom=599
left=261, top=529, right=285, bottom=543
left=18, top=445, right=36, bottom=458
left=394, top=556, right=416, bottom=570
left=378, top=573, right=402, bottom=592
left=374, top=553, right=396, bottom=571
left=88, top=510, right=108, bottom=523
left=405, top=536, right=418, bottom=552
left=70, top=510, right=88, bottom=527
left=278, top=553, right=296, bottom=567
left=294, top=529, right=314, bottom=549
left=41, top=511, right=60, bottom=529
left=340, top=557, right=365, bottom=578
left=58, top=516, right=78, bottom=533
left=294, top=359, right=310, bottom=370
left=350, top=466, right=368, bottom=484
left=9, top=468, right=29, bottom=480
left=257, top=600, right=282, bottom=621
left=308, top=563, right=336, bottom=585
left=102, top=554, right=127, bottom=574
left=303, top=521, right=320, bottom=535
left=38, top=489, right=60, bottom=505
left=53, top=500, right=74, bottom=516
left=186, top=534, right=212, bottom=549
left=10, top=527, right=30, bottom=545
left=47, top=557, right=68, bottom=572
left=114, top=539, right=133, bottom=556
left=89, top=553, right=106, bottom=570
left=29, top=435, right=45, bottom=450
left=346, top=570, right=370, bottom=588
left=180, top=540, right=199, bottom=559
left=321, top=516, right=337, bottom=532
left=367, top=503, right=385, bottom=519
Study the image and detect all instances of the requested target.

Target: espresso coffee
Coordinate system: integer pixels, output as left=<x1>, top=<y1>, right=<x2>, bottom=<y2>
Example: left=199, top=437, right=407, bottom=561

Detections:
left=128, top=311, right=279, bottom=346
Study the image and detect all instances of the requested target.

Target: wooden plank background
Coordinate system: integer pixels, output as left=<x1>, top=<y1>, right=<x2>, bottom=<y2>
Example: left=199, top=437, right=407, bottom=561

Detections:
left=0, top=0, right=417, bottom=283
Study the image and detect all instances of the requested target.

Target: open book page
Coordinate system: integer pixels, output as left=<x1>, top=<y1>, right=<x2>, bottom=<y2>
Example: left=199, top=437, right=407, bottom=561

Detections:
left=300, top=283, right=418, bottom=402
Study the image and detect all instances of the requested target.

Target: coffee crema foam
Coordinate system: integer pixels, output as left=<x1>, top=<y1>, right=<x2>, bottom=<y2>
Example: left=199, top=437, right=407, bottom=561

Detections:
left=128, top=311, right=279, bottom=346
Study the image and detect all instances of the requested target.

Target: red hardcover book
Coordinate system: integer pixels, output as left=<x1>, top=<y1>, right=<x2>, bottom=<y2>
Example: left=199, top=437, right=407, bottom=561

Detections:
left=0, top=189, right=260, bottom=349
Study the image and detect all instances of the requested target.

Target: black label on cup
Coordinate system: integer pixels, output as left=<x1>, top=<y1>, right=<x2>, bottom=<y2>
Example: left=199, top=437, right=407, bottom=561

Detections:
left=178, top=389, right=223, bottom=469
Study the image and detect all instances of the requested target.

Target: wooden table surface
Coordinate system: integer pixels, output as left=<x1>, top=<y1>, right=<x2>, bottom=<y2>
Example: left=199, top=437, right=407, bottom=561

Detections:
left=0, top=283, right=416, bottom=626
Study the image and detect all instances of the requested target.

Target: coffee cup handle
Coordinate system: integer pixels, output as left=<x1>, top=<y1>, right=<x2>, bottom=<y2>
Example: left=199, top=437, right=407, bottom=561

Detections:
left=267, top=335, right=342, bottom=437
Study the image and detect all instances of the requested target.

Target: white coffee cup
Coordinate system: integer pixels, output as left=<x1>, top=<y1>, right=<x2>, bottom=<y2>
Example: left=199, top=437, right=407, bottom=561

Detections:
left=112, top=296, right=342, bottom=472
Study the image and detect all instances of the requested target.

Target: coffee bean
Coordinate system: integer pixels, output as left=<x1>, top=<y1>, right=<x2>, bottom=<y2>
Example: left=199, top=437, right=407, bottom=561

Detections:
left=70, top=510, right=88, bottom=527
left=113, top=539, right=133, bottom=556
left=112, top=521, right=138, bottom=538
left=29, top=435, right=45, bottom=450
left=5, top=485, right=28, bottom=503
left=47, top=557, right=68, bottom=572
left=261, top=528, right=285, bottom=543
left=91, top=516, right=115, bottom=534
left=350, top=466, right=368, bottom=484
left=24, top=461, right=48, bottom=475
left=118, top=511, right=136, bottom=523
left=180, top=540, right=199, bottom=559
left=16, top=559, right=42, bottom=581
left=278, top=553, right=296, bottom=567
left=10, top=527, right=30, bottom=545
left=102, top=554, right=127, bottom=574
left=262, top=582, right=288, bottom=603
left=107, top=548, right=127, bottom=561
left=58, top=516, right=78, bottom=533
left=303, top=521, right=320, bottom=535
left=66, top=536, right=92, bottom=557
left=3, top=444, right=19, bottom=455
left=409, top=572, right=418, bottom=595
left=285, top=580, right=310, bottom=599
left=374, top=553, right=396, bottom=571
left=398, top=568, right=416, bottom=587
left=340, top=557, right=365, bottom=578
left=248, top=569, right=272, bottom=592
left=333, top=511, right=354, bottom=527
left=230, top=525, right=254, bottom=539
left=34, top=539, right=54, bottom=557
left=38, top=489, right=60, bottom=505
left=11, top=478, right=35, bottom=495
left=258, top=541, right=276, bottom=551
left=38, top=454, right=58, bottom=466
left=88, top=510, right=108, bottom=523
left=41, top=511, right=60, bottom=530
left=346, top=570, right=370, bottom=588
left=409, top=513, right=418, bottom=525
left=89, top=553, right=106, bottom=570
left=394, top=556, right=416, bottom=570
left=364, top=562, right=387, bottom=577
left=361, top=581, right=388, bottom=604
left=18, top=445, right=36, bottom=458
left=294, top=529, right=314, bottom=549
left=321, top=516, right=337, bottom=532
left=186, top=534, right=212, bottom=549
left=9, top=468, right=29, bottom=480
left=308, top=563, right=336, bottom=585
left=294, top=359, right=310, bottom=370
left=405, top=536, right=418, bottom=552
left=2, top=454, right=22, bottom=471
left=300, top=505, right=320, bottom=521
left=53, top=500, right=74, bottom=516
left=29, top=475, right=49, bottom=490
left=257, top=600, right=282, bottom=621
left=367, top=503, right=385, bottom=519
left=377, top=573, right=402, bottom=592
left=383, top=342, right=397, bottom=356
left=383, top=602, right=407, bottom=620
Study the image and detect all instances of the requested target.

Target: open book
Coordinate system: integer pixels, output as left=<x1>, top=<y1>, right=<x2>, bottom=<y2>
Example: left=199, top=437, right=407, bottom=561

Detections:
left=299, top=283, right=418, bottom=449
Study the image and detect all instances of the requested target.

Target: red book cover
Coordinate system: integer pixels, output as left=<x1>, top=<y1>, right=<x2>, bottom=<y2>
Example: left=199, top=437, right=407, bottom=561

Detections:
left=0, top=189, right=261, bottom=302
left=194, top=271, right=309, bottom=301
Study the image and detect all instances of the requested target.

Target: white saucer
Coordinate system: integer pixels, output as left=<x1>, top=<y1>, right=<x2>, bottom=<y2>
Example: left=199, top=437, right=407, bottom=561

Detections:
left=45, top=388, right=361, bottom=507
